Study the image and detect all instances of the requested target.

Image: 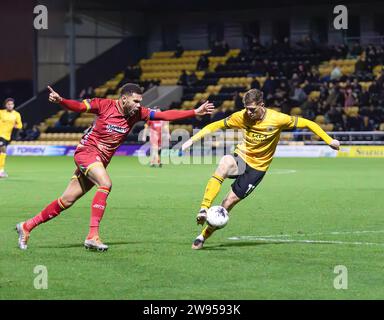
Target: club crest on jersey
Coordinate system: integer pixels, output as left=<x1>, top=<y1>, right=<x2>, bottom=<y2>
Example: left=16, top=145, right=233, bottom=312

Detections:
left=106, top=124, right=127, bottom=134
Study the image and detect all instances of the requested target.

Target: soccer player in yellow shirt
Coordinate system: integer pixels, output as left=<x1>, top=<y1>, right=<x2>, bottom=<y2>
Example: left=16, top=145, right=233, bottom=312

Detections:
left=182, top=89, right=340, bottom=249
left=0, top=98, right=22, bottom=178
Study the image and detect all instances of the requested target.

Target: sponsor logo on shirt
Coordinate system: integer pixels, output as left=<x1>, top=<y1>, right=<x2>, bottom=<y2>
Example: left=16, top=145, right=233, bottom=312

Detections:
left=106, top=124, right=128, bottom=134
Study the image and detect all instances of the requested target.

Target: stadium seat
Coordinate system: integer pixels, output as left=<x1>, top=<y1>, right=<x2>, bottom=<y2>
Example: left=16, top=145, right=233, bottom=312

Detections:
left=315, top=115, right=325, bottom=124
left=290, top=107, right=302, bottom=116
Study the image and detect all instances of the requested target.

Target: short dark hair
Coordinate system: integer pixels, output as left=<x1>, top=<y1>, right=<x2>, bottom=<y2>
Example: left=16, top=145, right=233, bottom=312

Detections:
left=4, top=97, right=15, bottom=106
left=120, top=83, right=143, bottom=96
left=242, top=89, right=263, bottom=106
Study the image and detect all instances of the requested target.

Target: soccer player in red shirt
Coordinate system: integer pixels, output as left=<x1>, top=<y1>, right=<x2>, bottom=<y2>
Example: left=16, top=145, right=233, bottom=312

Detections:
left=16, top=83, right=214, bottom=251
left=142, top=107, right=170, bottom=167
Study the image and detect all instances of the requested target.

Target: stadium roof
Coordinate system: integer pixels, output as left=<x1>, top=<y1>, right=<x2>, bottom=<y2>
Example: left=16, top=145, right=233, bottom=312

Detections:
left=76, top=0, right=376, bottom=12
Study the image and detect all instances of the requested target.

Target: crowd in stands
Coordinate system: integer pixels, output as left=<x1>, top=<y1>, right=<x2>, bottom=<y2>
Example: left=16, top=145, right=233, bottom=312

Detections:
left=21, top=36, right=384, bottom=144
left=174, top=36, right=384, bottom=132
left=14, top=123, right=40, bottom=141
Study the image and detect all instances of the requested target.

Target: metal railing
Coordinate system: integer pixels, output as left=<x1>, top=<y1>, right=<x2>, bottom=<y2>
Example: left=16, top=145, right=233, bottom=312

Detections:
left=280, top=131, right=384, bottom=145
left=196, top=131, right=384, bottom=146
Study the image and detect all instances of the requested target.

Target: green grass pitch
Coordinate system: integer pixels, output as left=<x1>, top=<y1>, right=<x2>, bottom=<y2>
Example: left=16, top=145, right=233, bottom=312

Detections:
left=0, top=156, right=383, bottom=299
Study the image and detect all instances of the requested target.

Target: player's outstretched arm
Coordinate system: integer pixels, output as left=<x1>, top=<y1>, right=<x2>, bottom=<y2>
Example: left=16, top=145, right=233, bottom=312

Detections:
left=152, top=101, right=215, bottom=121
left=296, top=117, right=340, bottom=150
left=47, top=86, right=88, bottom=112
left=182, top=119, right=226, bottom=151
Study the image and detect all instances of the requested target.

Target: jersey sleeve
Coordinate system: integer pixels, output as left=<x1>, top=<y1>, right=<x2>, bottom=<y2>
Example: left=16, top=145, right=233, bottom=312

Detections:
left=140, top=107, right=152, bottom=121
left=296, top=117, right=333, bottom=144
left=279, top=113, right=299, bottom=130
left=223, top=111, right=244, bottom=129
left=190, top=119, right=227, bottom=142
left=82, top=98, right=102, bottom=114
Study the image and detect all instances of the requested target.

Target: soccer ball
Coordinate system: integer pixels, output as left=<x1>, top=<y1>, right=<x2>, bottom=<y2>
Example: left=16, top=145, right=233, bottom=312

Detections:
left=206, top=206, right=229, bottom=229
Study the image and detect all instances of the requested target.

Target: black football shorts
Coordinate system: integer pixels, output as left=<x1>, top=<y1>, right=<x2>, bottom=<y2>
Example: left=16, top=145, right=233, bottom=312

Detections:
left=0, top=137, right=10, bottom=148
left=228, top=153, right=266, bottom=199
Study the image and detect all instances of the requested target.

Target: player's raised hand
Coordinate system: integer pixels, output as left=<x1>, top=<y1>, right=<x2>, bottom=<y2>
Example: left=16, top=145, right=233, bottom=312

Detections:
left=194, top=101, right=215, bottom=116
left=182, top=138, right=193, bottom=151
left=330, top=139, right=340, bottom=150
left=47, top=86, right=63, bottom=104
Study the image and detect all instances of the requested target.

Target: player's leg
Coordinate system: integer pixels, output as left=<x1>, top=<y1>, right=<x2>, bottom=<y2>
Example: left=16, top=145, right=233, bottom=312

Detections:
left=82, top=162, right=112, bottom=250
left=196, top=154, right=240, bottom=225
left=193, top=163, right=265, bottom=250
left=16, top=173, right=93, bottom=250
left=157, top=147, right=162, bottom=167
left=0, top=141, right=8, bottom=177
left=151, top=144, right=159, bottom=167
left=157, top=136, right=162, bottom=167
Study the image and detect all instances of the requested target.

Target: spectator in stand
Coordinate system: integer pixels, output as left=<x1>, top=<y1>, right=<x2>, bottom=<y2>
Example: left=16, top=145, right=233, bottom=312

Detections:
left=347, top=113, right=364, bottom=131
left=300, top=95, right=317, bottom=120
left=365, top=44, right=377, bottom=70
left=344, top=87, right=358, bottom=109
left=55, top=110, right=79, bottom=128
left=290, top=82, right=307, bottom=105
left=24, top=125, right=41, bottom=141
left=220, top=40, right=230, bottom=55
left=261, top=74, right=277, bottom=99
left=233, top=92, right=243, bottom=109
left=354, top=53, right=368, bottom=75
left=124, top=65, right=142, bottom=80
left=174, top=41, right=184, bottom=58
left=302, top=79, right=315, bottom=95
left=351, top=78, right=362, bottom=93
left=178, top=70, right=189, bottom=86
left=296, top=64, right=307, bottom=82
left=275, top=81, right=290, bottom=101
left=250, top=37, right=264, bottom=53
left=325, top=83, right=343, bottom=108
left=187, top=71, right=198, bottom=86
left=250, top=77, right=260, bottom=89
left=210, top=40, right=227, bottom=56
left=330, top=64, right=343, bottom=81
left=363, top=105, right=383, bottom=126
left=56, top=110, right=70, bottom=127
left=376, top=67, right=384, bottom=85
left=197, top=55, right=209, bottom=70
left=79, top=86, right=94, bottom=99
left=360, top=116, right=374, bottom=131
left=325, top=105, right=344, bottom=126
left=211, top=106, right=227, bottom=122
left=368, top=80, right=380, bottom=96
left=350, top=42, right=363, bottom=56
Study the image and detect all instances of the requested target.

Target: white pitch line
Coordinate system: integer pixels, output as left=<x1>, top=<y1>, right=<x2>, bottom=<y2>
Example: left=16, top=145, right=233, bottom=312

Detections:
left=268, top=169, right=297, bottom=175
left=239, top=230, right=384, bottom=239
left=227, top=236, right=384, bottom=246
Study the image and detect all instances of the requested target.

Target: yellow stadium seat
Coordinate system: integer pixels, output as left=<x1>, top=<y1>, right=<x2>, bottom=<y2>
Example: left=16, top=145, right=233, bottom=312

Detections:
left=290, top=107, right=302, bottom=116
left=321, top=123, right=334, bottom=131
left=309, top=91, right=320, bottom=100
left=345, top=106, right=359, bottom=117
left=315, top=115, right=325, bottom=124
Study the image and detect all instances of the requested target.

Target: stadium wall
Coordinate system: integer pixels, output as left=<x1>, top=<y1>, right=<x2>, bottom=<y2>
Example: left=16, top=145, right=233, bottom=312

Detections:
left=7, top=144, right=384, bottom=158
left=146, top=3, right=384, bottom=51
left=17, top=36, right=147, bottom=127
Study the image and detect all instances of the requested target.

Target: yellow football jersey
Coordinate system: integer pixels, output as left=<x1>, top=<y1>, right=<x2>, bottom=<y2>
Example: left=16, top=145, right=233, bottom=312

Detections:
left=224, top=109, right=298, bottom=171
left=0, top=109, right=22, bottom=141
left=191, top=108, right=333, bottom=172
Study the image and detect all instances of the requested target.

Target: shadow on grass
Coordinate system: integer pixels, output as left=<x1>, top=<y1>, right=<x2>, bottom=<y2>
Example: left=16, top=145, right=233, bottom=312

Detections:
left=38, top=241, right=143, bottom=249
left=204, top=241, right=281, bottom=250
